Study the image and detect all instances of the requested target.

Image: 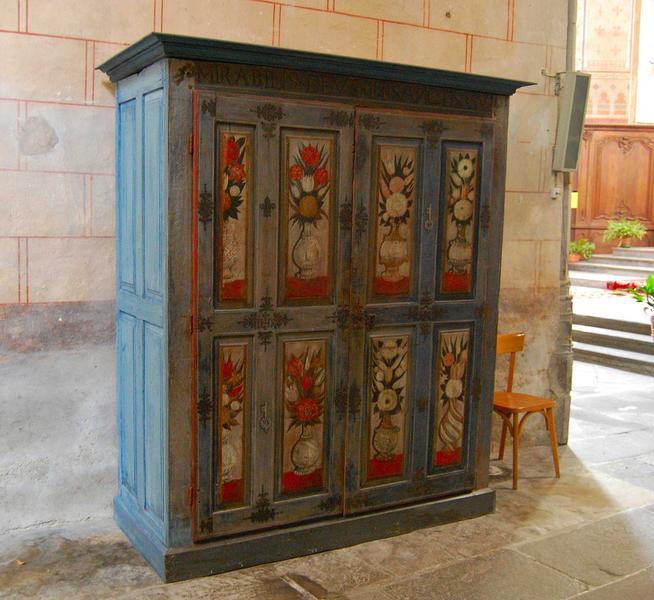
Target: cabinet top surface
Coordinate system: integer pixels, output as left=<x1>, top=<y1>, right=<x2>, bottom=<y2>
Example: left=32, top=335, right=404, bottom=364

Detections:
left=98, top=32, right=532, bottom=96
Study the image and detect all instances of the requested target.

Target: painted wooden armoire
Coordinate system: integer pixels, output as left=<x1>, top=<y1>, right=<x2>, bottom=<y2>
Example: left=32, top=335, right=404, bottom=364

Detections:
left=100, top=34, right=528, bottom=582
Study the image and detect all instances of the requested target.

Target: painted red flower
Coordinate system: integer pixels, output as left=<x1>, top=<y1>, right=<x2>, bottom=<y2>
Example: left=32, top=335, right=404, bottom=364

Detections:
left=228, top=383, right=244, bottom=399
left=287, top=357, right=303, bottom=378
left=301, top=145, right=320, bottom=166
left=443, top=352, right=455, bottom=367
left=222, top=193, right=232, bottom=212
left=228, top=163, right=246, bottom=183
left=289, top=164, right=303, bottom=181
left=300, top=376, right=313, bottom=392
left=295, top=398, right=321, bottom=423
left=314, top=168, right=329, bottom=186
left=222, top=358, right=234, bottom=380
left=224, top=137, right=240, bottom=165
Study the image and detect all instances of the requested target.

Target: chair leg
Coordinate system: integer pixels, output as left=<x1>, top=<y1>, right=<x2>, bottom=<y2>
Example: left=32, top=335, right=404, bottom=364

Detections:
left=546, top=408, right=561, bottom=478
left=498, top=416, right=508, bottom=460
left=512, top=413, right=520, bottom=490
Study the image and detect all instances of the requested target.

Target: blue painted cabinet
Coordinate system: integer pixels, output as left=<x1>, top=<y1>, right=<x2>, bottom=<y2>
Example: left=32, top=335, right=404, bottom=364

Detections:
left=101, top=33, right=527, bottom=582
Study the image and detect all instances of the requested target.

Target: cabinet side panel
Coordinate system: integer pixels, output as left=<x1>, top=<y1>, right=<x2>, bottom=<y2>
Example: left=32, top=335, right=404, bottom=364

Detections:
left=115, top=61, right=168, bottom=547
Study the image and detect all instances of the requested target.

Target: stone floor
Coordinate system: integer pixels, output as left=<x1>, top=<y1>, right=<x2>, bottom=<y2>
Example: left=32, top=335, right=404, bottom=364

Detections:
left=2, top=361, right=654, bottom=599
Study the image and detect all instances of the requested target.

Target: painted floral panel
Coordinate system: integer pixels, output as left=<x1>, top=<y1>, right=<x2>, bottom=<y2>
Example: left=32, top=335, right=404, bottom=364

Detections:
left=281, top=339, right=327, bottom=494
left=433, top=330, right=469, bottom=467
left=373, top=145, right=417, bottom=296
left=218, top=130, right=251, bottom=302
left=366, top=335, right=409, bottom=481
left=440, top=147, right=479, bottom=294
left=284, top=136, right=333, bottom=300
left=217, top=344, right=247, bottom=506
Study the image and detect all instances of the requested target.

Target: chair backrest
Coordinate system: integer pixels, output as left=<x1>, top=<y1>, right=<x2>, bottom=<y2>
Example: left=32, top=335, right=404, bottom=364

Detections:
left=496, top=332, right=525, bottom=393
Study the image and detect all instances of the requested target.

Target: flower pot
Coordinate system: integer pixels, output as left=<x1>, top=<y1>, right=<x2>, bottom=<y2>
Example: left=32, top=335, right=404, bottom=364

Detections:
left=650, top=314, right=654, bottom=341
left=379, top=225, right=408, bottom=282
left=292, top=228, right=321, bottom=280
left=291, top=425, right=320, bottom=475
left=568, top=252, right=582, bottom=263
left=221, top=429, right=238, bottom=483
left=618, top=236, right=632, bottom=248
left=372, top=416, right=400, bottom=460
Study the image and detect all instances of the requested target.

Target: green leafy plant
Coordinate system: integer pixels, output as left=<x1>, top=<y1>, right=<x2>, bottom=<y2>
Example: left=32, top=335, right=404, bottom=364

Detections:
left=631, top=274, right=654, bottom=314
left=568, top=238, right=595, bottom=260
left=602, top=217, right=647, bottom=247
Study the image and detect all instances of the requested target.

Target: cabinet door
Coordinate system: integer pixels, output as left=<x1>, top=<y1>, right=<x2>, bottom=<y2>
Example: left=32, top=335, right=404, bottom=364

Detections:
left=194, top=91, right=353, bottom=538
left=345, top=109, right=494, bottom=512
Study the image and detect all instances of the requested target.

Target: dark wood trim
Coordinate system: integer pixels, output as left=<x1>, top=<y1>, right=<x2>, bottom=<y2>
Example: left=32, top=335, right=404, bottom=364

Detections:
left=98, top=33, right=532, bottom=96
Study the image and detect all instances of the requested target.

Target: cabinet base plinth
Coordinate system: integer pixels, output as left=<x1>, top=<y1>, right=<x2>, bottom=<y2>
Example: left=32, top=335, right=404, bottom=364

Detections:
left=115, top=488, right=495, bottom=583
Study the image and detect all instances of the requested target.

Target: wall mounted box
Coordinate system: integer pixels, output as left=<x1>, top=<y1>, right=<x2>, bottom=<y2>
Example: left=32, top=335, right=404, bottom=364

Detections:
left=99, top=34, right=530, bottom=582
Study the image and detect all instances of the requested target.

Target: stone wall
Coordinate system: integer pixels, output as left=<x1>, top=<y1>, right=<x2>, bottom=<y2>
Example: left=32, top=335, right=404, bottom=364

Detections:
left=0, top=0, right=570, bottom=533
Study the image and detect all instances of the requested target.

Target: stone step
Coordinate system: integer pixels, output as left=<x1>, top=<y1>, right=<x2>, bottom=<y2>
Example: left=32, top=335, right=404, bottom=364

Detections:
left=573, top=341, right=654, bottom=376
left=570, top=262, right=652, bottom=278
left=572, top=313, right=652, bottom=336
left=613, top=247, right=654, bottom=259
left=587, top=254, right=654, bottom=269
left=570, top=270, right=626, bottom=289
left=572, top=324, right=654, bottom=355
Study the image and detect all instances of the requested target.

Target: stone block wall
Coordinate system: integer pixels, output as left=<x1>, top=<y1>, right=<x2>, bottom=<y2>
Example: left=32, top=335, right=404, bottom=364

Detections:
left=0, top=0, right=570, bottom=533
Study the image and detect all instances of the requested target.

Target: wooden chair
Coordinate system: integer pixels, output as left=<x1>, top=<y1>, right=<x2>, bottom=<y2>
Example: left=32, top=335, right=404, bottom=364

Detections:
left=494, top=333, right=560, bottom=490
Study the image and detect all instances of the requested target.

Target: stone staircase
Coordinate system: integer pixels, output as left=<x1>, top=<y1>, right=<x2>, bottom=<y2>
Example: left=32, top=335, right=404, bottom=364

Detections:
left=570, top=247, right=654, bottom=374
left=570, top=247, right=654, bottom=289
left=572, top=314, right=654, bottom=375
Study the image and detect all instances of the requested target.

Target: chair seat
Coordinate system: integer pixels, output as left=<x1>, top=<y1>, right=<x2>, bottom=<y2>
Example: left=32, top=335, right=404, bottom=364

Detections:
left=493, top=391, right=555, bottom=413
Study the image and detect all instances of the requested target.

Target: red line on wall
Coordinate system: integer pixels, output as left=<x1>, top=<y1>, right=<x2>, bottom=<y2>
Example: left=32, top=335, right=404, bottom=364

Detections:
left=17, top=238, right=21, bottom=303
left=0, top=96, right=114, bottom=109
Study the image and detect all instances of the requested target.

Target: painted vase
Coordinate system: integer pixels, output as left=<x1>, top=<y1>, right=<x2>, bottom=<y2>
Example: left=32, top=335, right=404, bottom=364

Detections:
left=291, top=425, right=320, bottom=475
left=379, top=225, right=408, bottom=282
left=292, top=227, right=321, bottom=280
left=221, top=429, right=237, bottom=483
left=372, top=415, right=400, bottom=461
left=447, top=223, right=472, bottom=273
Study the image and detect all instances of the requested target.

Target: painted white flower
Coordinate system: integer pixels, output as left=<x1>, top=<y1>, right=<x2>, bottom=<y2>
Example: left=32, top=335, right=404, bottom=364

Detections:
left=301, top=175, right=314, bottom=193
left=229, top=400, right=241, bottom=411
left=229, top=184, right=241, bottom=197
left=453, top=199, right=473, bottom=222
left=380, top=340, right=398, bottom=361
left=222, top=393, right=231, bottom=406
left=457, top=158, right=473, bottom=179
left=445, top=378, right=463, bottom=400
left=386, top=193, right=408, bottom=218
left=377, top=389, right=398, bottom=412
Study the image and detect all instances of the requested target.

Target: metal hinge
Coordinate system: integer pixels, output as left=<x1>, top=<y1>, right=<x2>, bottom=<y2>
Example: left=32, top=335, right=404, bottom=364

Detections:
left=188, top=133, right=194, bottom=155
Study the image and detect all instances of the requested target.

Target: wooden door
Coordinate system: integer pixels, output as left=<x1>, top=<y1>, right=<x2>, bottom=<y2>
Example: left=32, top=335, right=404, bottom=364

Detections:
left=194, top=91, right=354, bottom=539
left=345, top=109, right=493, bottom=512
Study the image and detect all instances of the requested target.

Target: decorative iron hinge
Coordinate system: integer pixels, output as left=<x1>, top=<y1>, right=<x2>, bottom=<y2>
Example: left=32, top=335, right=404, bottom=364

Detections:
left=339, top=197, right=353, bottom=231
left=354, top=205, right=368, bottom=237
left=319, top=493, right=342, bottom=512
left=351, top=304, right=375, bottom=330
left=253, top=103, right=286, bottom=138
left=328, top=304, right=350, bottom=329
left=259, top=195, right=276, bottom=217
left=201, top=98, right=216, bottom=117
left=324, top=110, right=354, bottom=127
left=334, top=382, right=348, bottom=419
left=238, top=295, right=291, bottom=350
left=420, top=119, right=445, bottom=147
left=359, top=114, right=385, bottom=130
left=349, top=380, right=361, bottom=416
left=199, top=517, right=213, bottom=533
left=249, top=487, right=276, bottom=523
left=412, top=291, right=434, bottom=336
left=480, top=204, right=491, bottom=232
left=197, top=315, right=213, bottom=332
left=198, top=184, right=213, bottom=229
left=197, top=387, right=212, bottom=426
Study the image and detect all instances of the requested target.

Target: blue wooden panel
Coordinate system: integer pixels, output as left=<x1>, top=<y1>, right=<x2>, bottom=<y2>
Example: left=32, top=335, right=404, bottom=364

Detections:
left=144, top=323, right=165, bottom=521
left=117, top=311, right=138, bottom=495
left=118, top=99, right=137, bottom=293
left=143, top=89, right=164, bottom=301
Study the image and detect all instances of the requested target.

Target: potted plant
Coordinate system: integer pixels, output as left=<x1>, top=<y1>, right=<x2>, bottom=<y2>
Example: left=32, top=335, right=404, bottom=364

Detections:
left=631, top=274, right=654, bottom=340
left=568, top=238, right=596, bottom=262
left=602, top=216, right=647, bottom=248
